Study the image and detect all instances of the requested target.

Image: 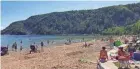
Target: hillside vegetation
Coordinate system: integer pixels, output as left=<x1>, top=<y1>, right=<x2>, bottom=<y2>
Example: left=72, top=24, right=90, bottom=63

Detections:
left=103, top=20, right=140, bottom=35
left=1, top=3, right=140, bottom=35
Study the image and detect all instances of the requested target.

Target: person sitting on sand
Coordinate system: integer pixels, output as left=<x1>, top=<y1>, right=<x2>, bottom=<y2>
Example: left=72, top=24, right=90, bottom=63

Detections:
left=30, top=44, right=37, bottom=54
left=84, top=42, right=88, bottom=47
left=99, top=47, right=108, bottom=63
left=118, top=47, right=130, bottom=69
left=128, top=44, right=136, bottom=59
left=124, top=38, right=129, bottom=44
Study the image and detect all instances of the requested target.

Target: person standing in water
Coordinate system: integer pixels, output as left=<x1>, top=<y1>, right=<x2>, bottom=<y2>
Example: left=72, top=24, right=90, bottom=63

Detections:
left=12, top=43, right=14, bottom=51
left=12, top=42, right=17, bottom=52
left=41, top=41, right=44, bottom=52
left=34, top=42, right=37, bottom=49
left=20, top=40, right=23, bottom=52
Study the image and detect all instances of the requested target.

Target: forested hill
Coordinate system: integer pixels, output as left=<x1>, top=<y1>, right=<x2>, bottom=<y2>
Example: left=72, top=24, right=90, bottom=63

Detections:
left=103, top=20, right=140, bottom=35
left=1, top=3, right=140, bottom=35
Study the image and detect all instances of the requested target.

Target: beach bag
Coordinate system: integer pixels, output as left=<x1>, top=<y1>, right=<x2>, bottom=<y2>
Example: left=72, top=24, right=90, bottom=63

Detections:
left=133, top=53, right=140, bottom=61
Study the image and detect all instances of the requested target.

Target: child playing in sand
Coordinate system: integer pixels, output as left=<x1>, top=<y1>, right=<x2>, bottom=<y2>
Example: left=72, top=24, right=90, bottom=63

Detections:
left=99, top=47, right=108, bottom=63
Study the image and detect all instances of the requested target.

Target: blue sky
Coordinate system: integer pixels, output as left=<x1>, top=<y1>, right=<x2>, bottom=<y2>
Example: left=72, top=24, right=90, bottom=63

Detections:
left=1, top=1, right=139, bottom=30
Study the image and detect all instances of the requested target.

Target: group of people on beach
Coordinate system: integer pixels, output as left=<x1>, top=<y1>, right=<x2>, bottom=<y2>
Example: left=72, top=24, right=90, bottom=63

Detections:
left=3, top=38, right=85, bottom=55
left=99, top=35, right=140, bottom=69
left=12, top=41, right=22, bottom=52
left=10, top=41, right=45, bottom=54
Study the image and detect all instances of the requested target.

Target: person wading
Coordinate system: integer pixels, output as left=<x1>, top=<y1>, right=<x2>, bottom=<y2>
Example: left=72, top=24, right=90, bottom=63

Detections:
left=20, top=40, right=23, bottom=52
left=12, top=42, right=17, bottom=52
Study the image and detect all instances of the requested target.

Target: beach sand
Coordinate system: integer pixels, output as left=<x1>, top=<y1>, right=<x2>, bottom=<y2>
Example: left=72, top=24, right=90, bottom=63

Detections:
left=1, top=40, right=109, bottom=69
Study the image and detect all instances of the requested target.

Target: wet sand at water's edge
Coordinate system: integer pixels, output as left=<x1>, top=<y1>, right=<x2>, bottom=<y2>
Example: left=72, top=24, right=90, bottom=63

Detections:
left=1, top=40, right=109, bottom=69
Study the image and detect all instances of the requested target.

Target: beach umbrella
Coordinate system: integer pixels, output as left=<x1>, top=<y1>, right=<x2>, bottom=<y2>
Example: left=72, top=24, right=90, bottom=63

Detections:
left=114, top=40, right=122, bottom=47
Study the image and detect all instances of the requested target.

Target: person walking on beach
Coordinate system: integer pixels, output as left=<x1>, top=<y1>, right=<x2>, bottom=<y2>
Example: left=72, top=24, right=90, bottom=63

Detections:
left=68, top=38, right=71, bottom=44
left=7, top=44, right=9, bottom=54
left=84, top=42, right=88, bottom=47
left=109, top=37, right=114, bottom=49
left=15, top=42, right=17, bottom=52
left=82, top=38, right=85, bottom=42
left=99, top=47, right=108, bottom=63
left=34, top=42, right=38, bottom=49
left=41, top=41, right=44, bottom=52
left=47, top=40, right=50, bottom=45
left=20, top=41, right=23, bottom=52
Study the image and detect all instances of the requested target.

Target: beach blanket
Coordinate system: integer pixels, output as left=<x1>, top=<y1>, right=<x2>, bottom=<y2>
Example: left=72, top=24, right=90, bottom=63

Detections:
left=98, top=61, right=118, bottom=69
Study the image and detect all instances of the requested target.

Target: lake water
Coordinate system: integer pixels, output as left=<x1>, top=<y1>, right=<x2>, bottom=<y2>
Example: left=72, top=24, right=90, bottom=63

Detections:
left=1, top=35, right=95, bottom=50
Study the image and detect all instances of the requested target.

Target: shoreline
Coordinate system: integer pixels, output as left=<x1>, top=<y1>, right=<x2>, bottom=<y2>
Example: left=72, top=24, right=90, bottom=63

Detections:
left=1, top=39, right=109, bottom=69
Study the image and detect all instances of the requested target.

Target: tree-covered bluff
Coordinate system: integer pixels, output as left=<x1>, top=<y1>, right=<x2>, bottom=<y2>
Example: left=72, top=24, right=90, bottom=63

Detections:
left=1, top=3, right=140, bottom=35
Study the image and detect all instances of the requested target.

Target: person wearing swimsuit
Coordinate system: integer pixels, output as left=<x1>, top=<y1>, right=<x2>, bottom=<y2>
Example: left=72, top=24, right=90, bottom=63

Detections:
left=99, top=47, right=108, bottom=63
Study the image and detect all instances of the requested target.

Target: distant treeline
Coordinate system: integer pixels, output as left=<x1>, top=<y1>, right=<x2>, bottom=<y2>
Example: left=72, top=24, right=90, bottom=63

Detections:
left=103, top=20, right=140, bottom=35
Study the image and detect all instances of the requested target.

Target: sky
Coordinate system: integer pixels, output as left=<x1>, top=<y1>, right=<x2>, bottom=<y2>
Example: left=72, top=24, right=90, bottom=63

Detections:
left=1, top=1, right=140, bottom=30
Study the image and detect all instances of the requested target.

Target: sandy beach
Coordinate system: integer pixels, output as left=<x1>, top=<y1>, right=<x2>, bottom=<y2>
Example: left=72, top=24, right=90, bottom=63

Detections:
left=1, top=40, right=109, bottom=69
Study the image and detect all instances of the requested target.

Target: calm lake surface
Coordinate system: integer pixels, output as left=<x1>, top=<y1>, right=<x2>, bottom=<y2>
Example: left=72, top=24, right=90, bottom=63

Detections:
left=1, top=35, right=95, bottom=50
